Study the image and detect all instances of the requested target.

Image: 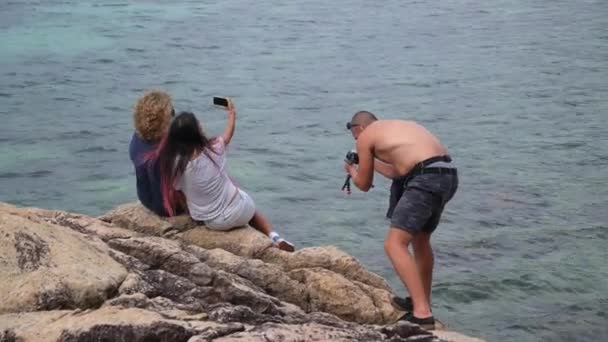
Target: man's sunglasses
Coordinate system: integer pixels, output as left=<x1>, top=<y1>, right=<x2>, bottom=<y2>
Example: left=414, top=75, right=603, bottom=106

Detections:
left=346, top=122, right=359, bottom=130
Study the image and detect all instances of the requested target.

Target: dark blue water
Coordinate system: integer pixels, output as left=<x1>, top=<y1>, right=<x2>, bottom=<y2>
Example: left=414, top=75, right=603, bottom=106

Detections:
left=1, top=1, right=607, bottom=340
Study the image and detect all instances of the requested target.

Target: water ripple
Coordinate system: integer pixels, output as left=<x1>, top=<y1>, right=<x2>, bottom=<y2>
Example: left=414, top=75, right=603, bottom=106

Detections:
left=0, top=170, right=52, bottom=179
left=75, top=146, right=118, bottom=153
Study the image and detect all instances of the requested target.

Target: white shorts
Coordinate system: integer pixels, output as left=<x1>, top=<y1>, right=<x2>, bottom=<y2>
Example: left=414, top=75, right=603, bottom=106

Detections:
left=205, top=189, right=256, bottom=231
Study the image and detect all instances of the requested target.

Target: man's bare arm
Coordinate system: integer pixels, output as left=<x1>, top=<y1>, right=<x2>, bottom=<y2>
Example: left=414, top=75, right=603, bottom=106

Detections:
left=374, top=159, right=398, bottom=179
left=348, top=132, right=375, bottom=192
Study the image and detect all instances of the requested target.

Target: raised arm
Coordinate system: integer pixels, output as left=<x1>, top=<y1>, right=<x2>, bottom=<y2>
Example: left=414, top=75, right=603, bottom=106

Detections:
left=221, top=98, right=236, bottom=145
left=374, top=158, right=399, bottom=179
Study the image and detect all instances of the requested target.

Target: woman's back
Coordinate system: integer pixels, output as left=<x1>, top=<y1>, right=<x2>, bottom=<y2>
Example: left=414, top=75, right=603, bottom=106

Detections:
left=176, top=137, right=237, bottom=221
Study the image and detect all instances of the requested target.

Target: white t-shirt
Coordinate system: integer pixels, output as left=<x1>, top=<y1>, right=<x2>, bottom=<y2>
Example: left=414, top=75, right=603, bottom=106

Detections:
left=174, top=137, right=238, bottom=222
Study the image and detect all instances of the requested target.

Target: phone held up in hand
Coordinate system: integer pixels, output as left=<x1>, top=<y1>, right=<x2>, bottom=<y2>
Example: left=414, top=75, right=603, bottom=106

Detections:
left=213, top=97, right=229, bottom=108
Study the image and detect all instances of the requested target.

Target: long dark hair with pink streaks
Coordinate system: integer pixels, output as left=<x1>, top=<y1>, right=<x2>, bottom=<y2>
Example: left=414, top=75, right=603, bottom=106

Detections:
left=146, top=111, right=217, bottom=216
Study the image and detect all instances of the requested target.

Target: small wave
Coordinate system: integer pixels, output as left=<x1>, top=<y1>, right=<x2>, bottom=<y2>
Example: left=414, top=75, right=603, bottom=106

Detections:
left=266, top=160, right=298, bottom=169
left=58, top=130, right=103, bottom=140
left=0, top=172, right=19, bottom=179
left=287, top=19, right=318, bottom=25
left=396, top=82, right=432, bottom=88
left=53, top=97, right=78, bottom=102
left=292, top=106, right=321, bottom=111
left=504, top=323, right=536, bottom=333
left=434, top=79, right=458, bottom=85
left=278, top=196, right=317, bottom=203
left=102, top=34, right=124, bottom=39
left=577, top=225, right=607, bottom=239
left=553, top=141, right=586, bottom=149
left=295, top=123, right=321, bottom=129
left=0, top=93, right=12, bottom=98
left=95, top=58, right=114, bottom=64
left=94, top=3, right=129, bottom=7
left=412, top=63, right=437, bottom=67
left=103, top=106, right=123, bottom=112
left=240, top=147, right=288, bottom=156
left=28, top=170, right=53, bottom=178
left=10, top=80, right=40, bottom=89
left=240, top=147, right=270, bottom=154
left=80, top=173, right=118, bottom=182
left=564, top=100, right=581, bottom=107
left=286, top=172, right=325, bottom=182
left=525, top=91, right=552, bottom=99
left=433, top=282, right=495, bottom=303
left=75, top=146, right=118, bottom=153
left=0, top=170, right=52, bottom=179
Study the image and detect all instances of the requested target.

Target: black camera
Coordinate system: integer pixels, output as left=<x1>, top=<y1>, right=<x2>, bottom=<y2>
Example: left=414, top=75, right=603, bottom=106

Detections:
left=345, top=151, right=359, bottom=165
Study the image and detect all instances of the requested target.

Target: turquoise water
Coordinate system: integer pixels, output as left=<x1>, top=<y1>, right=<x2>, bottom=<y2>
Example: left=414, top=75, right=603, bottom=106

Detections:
left=1, top=1, right=607, bottom=340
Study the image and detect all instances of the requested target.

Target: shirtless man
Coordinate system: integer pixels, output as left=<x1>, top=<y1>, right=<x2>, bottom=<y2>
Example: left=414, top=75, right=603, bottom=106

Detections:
left=344, top=111, right=458, bottom=329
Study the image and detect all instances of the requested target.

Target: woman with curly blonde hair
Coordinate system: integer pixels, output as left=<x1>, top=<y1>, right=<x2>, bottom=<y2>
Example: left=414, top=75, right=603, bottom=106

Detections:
left=129, top=90, right=180, bottom=216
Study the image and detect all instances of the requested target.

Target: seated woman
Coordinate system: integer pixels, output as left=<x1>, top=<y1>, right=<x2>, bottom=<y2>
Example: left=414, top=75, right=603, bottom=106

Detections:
left=129, top=90, right=185, bottom=216
left=151, top=99, right=295, bottom=252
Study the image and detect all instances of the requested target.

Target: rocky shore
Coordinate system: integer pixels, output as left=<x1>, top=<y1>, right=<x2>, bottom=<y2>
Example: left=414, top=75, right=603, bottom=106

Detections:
left=0, top=201, right=482, bottom=342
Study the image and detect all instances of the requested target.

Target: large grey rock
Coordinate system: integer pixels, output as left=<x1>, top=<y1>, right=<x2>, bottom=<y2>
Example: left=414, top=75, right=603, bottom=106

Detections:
left=260, top=245, right=393, bottom=291
left=107, top=236, right=301, bottom=318
left=99, top=202, right=196, bottom=237
left=213, top=321, right=438, bottom=342
left=188, top=245, right=400, bottom=324
left=0, top=201, right=483, bottom=342
left=100, top=202, right=402, bottom=324
left=0, top=210, right=127, bottom=314
left=0, top=306, right=230, bottom=342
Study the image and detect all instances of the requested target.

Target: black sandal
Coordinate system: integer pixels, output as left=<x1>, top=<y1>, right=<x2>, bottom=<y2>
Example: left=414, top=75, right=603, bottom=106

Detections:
left=399, top=312, right=435, bottom=330
left=391, top=296, right=413, bottom=312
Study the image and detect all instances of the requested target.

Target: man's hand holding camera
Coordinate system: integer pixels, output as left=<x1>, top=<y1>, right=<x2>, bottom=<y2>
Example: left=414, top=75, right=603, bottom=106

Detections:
left=342, top=134, right=375, bottom=193
left=344, top=151, right=359, bottom=179
left=344, top=162, right=357, bottom=179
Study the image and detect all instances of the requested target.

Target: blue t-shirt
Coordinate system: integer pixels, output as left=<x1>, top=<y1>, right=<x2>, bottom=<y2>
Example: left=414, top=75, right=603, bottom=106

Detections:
left=129, top=133, right=167, bottom=216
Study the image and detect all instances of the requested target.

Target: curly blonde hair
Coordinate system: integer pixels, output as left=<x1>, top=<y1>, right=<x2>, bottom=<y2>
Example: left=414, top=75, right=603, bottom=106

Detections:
left=134, top=90, right=173, bottom=142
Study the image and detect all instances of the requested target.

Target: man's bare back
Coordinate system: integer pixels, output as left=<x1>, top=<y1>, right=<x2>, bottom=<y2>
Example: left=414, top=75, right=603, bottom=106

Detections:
left=361, top=120, right=448, bottom=177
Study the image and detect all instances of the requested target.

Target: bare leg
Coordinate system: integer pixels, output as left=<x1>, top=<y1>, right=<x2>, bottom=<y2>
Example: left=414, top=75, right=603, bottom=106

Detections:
left=412, top=232, right=434, bottom=305
left=248, top=210, right=295, bottom=252
left=384, top=227, right=432, bottom=318
left=248, top=210, right=273, bottom=235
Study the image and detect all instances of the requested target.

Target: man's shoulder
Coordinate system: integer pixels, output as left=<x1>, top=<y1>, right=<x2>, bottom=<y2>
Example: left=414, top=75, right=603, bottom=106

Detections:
left=366, top=119, right=414, bottom=133
left=375, top=119, right=416, bottom=125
